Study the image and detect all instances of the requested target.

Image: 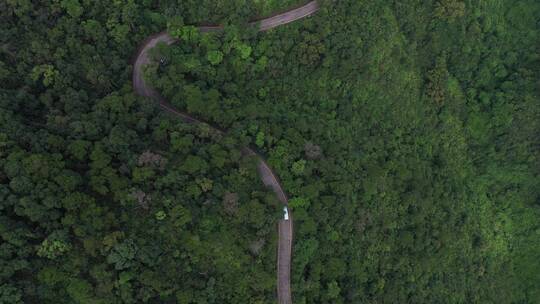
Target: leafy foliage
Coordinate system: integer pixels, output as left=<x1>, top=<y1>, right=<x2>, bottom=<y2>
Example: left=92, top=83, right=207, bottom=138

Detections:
left=0, top=0, right=538, bottom=303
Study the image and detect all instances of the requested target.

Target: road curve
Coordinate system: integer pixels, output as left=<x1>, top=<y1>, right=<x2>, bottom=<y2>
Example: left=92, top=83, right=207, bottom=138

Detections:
left=132, top=2, right=319, bottom=303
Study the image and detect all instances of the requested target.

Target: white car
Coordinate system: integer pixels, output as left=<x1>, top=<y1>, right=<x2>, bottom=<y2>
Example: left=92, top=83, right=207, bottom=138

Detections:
left=283, top=207, right=289, bottom=220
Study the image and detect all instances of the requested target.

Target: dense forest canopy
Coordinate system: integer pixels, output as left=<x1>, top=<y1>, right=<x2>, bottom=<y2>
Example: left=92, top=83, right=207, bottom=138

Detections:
left=1, top=0, right=539, bottom=303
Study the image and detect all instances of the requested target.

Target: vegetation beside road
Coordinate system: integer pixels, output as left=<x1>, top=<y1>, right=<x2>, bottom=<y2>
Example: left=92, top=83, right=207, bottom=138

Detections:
left=1, top=0, right=539, bottom=303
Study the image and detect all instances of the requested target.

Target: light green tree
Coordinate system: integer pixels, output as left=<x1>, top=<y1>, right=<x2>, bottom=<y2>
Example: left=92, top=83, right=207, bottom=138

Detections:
left=207, top=50, right=224, bottom=65
left=31, top=64, right=59, bottom=87
left=255, top=131, right=265, bottom=147
left=61, top=0, right=83, bottom=18
left=292, top=160, right=306, bottom=175
left=155, top=211, right=166, bottom=220
left=289, top=197, right=309, bottom=209
left=37, top=239, right=71, bottom=259
left=327, top=281, right=341, bottom=299
left=236, top=43, right=252, bottom=59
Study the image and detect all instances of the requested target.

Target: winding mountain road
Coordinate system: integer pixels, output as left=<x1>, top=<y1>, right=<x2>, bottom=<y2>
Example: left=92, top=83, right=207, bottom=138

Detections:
left=132, top=2, right=319, bottom=303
